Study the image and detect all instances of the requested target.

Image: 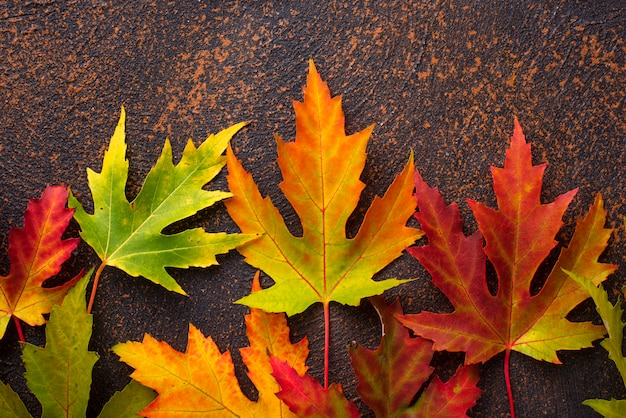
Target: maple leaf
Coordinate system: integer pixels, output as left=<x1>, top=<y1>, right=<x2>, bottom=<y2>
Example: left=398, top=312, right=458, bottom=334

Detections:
left=226, top=60, right=421, bottom=386
left=0, top=271, right=156, bottom=418
left=566, top=270, right=626, bottom=417
left=113, top=271, right=308, bottom=417
left=0, top=381, right=30, bottom=417
left=98, top=380, right=159, bottom=418
left=22, top=269, right=99, bottom=416
left=241, top=272, right=309, bottom=417
left=349, top=296, right=482, bottom=417
left=0, top=185, right=80, bottom=341
left=270, top=356, right=360, bottom=418
left=69, top=107, right=254, bottom=312
left=396, top=119, right=616, bottom=417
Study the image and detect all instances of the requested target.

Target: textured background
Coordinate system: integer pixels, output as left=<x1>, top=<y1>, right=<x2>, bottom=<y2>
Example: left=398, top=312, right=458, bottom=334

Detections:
left=0, top=1, right=625, bottom=416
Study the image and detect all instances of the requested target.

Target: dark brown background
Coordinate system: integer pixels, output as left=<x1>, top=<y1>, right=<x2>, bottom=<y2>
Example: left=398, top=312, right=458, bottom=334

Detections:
left=1, top=1, right=625, bottom=416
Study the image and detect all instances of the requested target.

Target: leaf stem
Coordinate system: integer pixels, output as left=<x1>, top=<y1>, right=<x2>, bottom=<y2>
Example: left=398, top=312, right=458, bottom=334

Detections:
left=323, top=301, right=330, bottom=389
left=87, top=262, right=107, bottom=314
left=504, top=348, right=515, bottom=418
left=12, top=316, right=24, bottom=343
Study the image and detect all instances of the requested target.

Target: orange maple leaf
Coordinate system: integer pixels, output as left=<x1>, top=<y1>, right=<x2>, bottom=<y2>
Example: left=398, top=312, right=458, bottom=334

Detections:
left=113, top=272, right=308, bottom=417
left=0, top=186, right=80, bottom=341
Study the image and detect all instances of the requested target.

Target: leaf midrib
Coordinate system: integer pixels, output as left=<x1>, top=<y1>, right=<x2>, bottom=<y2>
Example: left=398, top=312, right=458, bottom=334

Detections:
left=10, top=197, right=55, bottom=313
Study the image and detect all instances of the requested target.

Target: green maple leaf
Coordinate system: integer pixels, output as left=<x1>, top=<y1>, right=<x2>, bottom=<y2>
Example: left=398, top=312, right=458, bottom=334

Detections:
left=0, top=381, right=30, bottom=417
left=69, top=107, right=254, bottom=310
left=567, top=270, right=626, bottom=417
left=98, top=380, right=158, bottom=418
left=21, top=271, right=98, bottom=417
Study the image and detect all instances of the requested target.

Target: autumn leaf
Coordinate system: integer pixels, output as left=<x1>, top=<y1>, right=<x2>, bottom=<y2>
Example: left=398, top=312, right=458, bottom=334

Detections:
left=113, top=272, right=308, bottom=417
left=21, top=269, right=98, bottom=417
left=262, top=297, right=479, bottom=418
left=566, top=270, right=626, bottom=417
left=270, top=356, right=360, bottom=418
left=349, top=296, right=482, bottom=417
left=396, top=119, right=616, bottom=417
left=241, top=272, right=309, bottom=417
left=0, top=270, right=155, bottom=418
left=69, top=107, right=254, bottom=312
left=0, top=381, right=30, bottom=417
left=226, top=60, right=421, bottom=386
left=0, top=185, right=80, bottom=341
left=226, top=60, right=420, bottom=315
left=98, top=380, right=159, bottom=418
left=414, top=365, right=482, bottom=418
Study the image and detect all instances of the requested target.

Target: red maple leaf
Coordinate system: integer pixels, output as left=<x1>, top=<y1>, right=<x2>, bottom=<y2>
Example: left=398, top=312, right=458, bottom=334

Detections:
left=270, top=356, right=360, bottom=418
left=397, top=119, right=616, bottom=416
left=0, top=186, right=80, bottom=341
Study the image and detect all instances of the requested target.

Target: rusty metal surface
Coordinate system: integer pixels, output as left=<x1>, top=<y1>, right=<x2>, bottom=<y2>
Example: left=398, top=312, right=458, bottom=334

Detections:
left=0, top=1, right=624, bottom=416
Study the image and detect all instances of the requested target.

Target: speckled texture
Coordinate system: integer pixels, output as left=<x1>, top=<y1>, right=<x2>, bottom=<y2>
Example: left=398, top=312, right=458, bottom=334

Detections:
left=0, top=1, right=624, bottom=416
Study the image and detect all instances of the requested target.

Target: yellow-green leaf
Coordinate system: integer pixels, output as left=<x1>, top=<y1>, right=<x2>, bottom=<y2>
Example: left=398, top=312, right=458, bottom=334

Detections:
left=566, top=270, right=626, bottom=417
left=0, top=380, right=30, bottom=418
left=22, top=270, right=97, bottom=418
left=69, top=108, right=254, bottom=297
left=97, top=380, right=157, bottom=418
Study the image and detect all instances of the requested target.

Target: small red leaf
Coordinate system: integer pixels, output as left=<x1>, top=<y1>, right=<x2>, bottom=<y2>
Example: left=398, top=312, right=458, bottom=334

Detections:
left=350, top=297, right=482, bottom=417
left=414, top=365, right=482, bottom=418
left=270, top=356, right=360, bottom=418
left=350, top=297, right=434, bottom=415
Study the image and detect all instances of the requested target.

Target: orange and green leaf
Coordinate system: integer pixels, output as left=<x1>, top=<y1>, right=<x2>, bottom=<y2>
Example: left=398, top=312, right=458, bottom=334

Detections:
left=350, top=297, right=482, bottom=417
left=397, top=120, right=616, bottom=416
left=226, top=60, right=421, bottom=387
left=113, top=272, right=307, bottom=417
left=0, top=186, right=80, bottom=341
left=226, top=60, right=421, bottom=317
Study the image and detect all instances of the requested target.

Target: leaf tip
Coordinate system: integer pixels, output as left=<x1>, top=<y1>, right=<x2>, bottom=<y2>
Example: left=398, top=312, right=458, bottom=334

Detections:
left=117, top=105, right=127, bottom=128
left=511, top=116, right=526, bottom=145
left=308, top=58, right=317, bottom=74
left=230, top=120, right=250, bottom=134
left=251, top=270, right=262, bottom=293
left=305, top=58, right=327, bottom=95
